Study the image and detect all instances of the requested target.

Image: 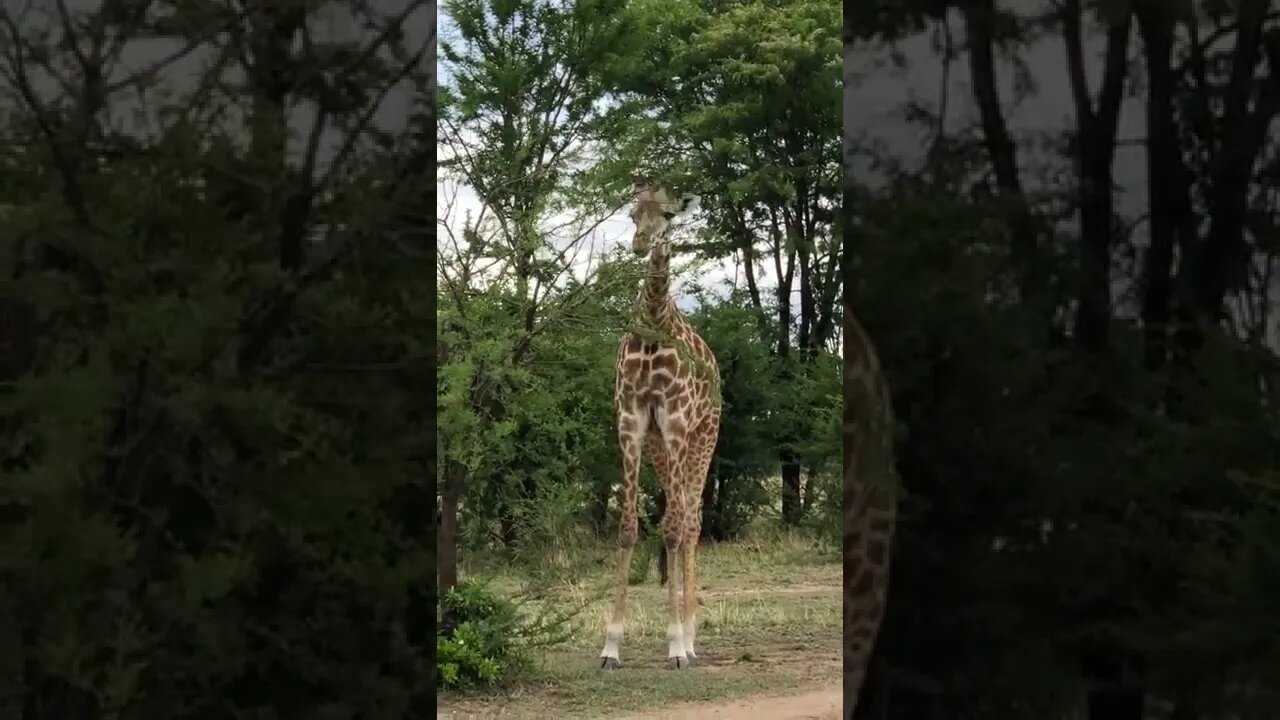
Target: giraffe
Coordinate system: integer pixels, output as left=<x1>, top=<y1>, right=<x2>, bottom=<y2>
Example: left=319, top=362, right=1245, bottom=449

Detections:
left=842, top=306, right=898, bottom=716
left=598, top=178, right=722, bottom=671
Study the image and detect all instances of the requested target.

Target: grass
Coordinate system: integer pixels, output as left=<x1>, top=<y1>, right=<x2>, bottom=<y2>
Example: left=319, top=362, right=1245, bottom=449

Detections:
left=437, top=525, right=842, bottom=719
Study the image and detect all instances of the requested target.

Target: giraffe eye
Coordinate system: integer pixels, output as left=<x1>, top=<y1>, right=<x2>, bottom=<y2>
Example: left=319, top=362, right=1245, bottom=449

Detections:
left=662, top=211, right=675, bottom=220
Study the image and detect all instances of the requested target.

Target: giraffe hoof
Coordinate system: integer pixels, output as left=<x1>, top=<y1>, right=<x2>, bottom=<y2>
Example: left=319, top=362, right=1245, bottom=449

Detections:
left=667, top=656, right=691, bottom=670
left=685, top=653, right=699, bottom=667
left=599, top=657, right=623, bottom=670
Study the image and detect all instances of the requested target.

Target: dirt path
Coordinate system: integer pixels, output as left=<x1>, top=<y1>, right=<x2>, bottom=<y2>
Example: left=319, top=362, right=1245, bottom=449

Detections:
left=617, top=685, right=841, bottom=720
left=438, top=574, right=842, bottom=720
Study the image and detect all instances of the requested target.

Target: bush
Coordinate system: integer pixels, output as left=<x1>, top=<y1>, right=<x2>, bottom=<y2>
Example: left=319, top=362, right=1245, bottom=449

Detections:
left=436, top=581, right=529, bottom=691
left=437, top=624, right=503, bottom=691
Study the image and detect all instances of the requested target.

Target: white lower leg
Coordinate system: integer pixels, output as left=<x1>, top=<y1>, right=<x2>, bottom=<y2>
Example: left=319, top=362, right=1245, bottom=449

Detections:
left=600, top=541, right=634, bottom=665
left=600, top=620, right=623, bottom=660
left=666, top=544, right=687, bottom=661
left=682, top=616, right=697, bottom=658
left=666, top=620, right=687, bottom=660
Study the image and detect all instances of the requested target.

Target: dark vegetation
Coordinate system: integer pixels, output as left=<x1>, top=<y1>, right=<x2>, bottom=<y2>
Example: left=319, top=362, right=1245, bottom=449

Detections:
left=848, top=1, right=1280, bottom=717
left=0, top=2, right=433, bottom=717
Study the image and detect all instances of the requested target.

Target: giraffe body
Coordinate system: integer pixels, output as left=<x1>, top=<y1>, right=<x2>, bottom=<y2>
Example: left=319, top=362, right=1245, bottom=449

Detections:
left=843, top=308, right=897, bottom=715
left=600, top=182, right=721, bottom=670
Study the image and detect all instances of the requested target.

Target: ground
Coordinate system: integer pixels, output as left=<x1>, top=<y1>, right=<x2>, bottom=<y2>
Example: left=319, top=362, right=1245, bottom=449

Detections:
left=437, top=529, right=842, bottom=720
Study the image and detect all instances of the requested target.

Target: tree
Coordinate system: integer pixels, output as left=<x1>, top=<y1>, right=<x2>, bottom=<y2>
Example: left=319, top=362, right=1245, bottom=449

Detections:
left=436, top=0, right=639, bottom=580
left=846, top=1, right=1280, bottom=716
left=0, top=2, right=434, bottom=715
left=610, top=0, right=843, bottom=524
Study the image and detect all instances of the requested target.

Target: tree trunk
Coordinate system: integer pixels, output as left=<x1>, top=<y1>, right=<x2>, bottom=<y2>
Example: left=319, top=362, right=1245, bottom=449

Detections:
left=1178, top=0, right=1276, bottom=351
left=781, top=456, right=803, bottom=525
left=234, top=3, right=313, bottom=374
left=438, top=461, right=465, bottom=595
left=1135, top=0, right=1183, bottom=372
left=1062, top=0, right=1129, bottom=353
left=1061, top=9, right=1147, bottom=719
left=802, top=464, right=819, bottom=514
left=960, top=0, right=1041, bottom=303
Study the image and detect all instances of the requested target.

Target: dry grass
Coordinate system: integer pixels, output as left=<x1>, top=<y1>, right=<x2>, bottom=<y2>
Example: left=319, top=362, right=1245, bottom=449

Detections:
left=438, top=527, right=842, bottom=719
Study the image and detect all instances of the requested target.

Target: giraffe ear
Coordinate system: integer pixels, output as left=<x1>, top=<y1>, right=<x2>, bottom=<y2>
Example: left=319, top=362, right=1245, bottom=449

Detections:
left=673, top=193, right=700, bottom=216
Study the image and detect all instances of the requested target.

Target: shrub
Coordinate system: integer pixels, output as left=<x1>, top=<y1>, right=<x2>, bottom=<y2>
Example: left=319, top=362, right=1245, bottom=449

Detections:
left=436, top=581, right=528, bottom=691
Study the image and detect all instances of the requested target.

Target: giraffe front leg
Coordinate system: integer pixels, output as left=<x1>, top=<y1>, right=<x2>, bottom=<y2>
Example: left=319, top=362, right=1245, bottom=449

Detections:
left=600, top=413, right=646, bottom=670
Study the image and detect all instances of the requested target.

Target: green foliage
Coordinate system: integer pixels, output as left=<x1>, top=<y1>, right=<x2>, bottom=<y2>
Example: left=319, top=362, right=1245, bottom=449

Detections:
left=436, top=579, right=581, bottom=691
left=0, top=4, right=433, bottom=718
left=437, top=0, right=843, bottom=584
left=437, top=624, right=502, bottom=691
left=851, top=150, right=1280, bottom=716
left=437, top=582, right=524, bottom=691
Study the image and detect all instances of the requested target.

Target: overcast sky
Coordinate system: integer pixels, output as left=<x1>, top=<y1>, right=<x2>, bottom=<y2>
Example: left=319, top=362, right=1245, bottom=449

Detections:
left=15, top=1, right=429, bottom=169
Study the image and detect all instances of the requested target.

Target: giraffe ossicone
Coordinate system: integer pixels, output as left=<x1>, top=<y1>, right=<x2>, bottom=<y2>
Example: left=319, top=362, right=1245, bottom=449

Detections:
left=599, top=181, right=721, bottom=671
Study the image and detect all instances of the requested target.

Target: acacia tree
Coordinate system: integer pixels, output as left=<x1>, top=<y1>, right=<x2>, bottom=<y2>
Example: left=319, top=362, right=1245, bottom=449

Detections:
left=610, top=0, right=844, bottom=524
left=436, top=0, right=642, bottom=587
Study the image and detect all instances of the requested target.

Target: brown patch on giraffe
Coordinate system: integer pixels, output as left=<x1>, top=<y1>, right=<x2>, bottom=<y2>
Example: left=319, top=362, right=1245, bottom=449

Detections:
left=651, top=351, right=678, bottom=373
left=850, top=570, right=874, bottom=599
left=842, top=307, right=898, bottom=715
left=866, top=539, right=887, bottom=566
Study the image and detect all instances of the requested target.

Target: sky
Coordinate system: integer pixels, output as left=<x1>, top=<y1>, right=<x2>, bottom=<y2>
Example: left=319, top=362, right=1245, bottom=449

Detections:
left=21, top=1, right=430, bottom=168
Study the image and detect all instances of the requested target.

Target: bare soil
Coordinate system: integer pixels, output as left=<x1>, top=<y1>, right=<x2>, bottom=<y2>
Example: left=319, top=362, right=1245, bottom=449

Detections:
left=437, top=534, right=842, bottom=720
left=437, top=630, right=842, bottom=720
left=617, top=685, right=841, bottom=720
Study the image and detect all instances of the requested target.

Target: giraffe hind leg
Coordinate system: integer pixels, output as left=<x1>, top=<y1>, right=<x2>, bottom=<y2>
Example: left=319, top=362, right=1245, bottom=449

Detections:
left=680, top=414, right=718, bottom=666
left=646, top=430, right=690, bottom=669
left=645, top=431, right=673, bottom=587
left=652, top=429, right=690, bottom=669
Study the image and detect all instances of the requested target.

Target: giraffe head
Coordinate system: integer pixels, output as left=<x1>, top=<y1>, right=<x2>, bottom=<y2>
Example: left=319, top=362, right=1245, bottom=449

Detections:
left=630, top=176, right=699, bottom=257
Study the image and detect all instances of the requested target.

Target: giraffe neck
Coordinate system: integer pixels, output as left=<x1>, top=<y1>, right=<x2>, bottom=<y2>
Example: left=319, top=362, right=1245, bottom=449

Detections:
left=641, top=243, right=676, bottom=330
left=843, top=308, right=897, bottom=713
